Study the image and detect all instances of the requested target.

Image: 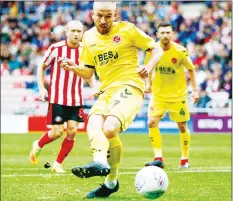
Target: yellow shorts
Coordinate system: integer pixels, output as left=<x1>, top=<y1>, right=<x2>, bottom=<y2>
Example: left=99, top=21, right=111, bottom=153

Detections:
left=148, top=97, right=190, bottom=122
left=89, top=85, right=143, bottom=132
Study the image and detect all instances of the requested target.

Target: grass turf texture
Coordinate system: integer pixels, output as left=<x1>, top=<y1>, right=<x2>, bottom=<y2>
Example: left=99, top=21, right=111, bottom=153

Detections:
left=1, top=133, right=231, bottom=201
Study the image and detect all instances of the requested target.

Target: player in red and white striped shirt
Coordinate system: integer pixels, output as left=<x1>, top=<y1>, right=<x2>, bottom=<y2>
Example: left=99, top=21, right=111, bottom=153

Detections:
left=29, top=20, right=89, bottom=173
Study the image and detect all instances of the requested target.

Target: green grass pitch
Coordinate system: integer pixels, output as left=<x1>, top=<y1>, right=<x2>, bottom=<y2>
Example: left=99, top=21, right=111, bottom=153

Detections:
left=1, top=133, right=231, bottom=201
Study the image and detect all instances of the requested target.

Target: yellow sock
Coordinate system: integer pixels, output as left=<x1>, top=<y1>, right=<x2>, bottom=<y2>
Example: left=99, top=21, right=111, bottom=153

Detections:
left=180, top=129, right=191, bottom=159
left=149, top=127, right=162, bottom=158
left=87, top=127, right=109, bottom=165
left=105, top=135, right=123, bottom=183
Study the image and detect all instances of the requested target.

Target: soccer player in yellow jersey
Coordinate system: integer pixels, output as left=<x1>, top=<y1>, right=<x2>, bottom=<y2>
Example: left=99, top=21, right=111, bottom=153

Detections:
left=59, top=1, right=164, bottom=198
left=144, top=22, right=199, bottom=169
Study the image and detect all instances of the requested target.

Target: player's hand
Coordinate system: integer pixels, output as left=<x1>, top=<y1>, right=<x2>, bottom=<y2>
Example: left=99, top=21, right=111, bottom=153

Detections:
left=145, top=84, right=152, bottom=93
left=92, top=88, right=100, bottom=98
left=39, top=88, right=48, bottom=102
left=191, top=89, right=199, bottom=104
left=137, top=66, right=149, bottom=79
left=93, top=92, right=100, bottom=98
left=58, top=57, right=76, bottom=71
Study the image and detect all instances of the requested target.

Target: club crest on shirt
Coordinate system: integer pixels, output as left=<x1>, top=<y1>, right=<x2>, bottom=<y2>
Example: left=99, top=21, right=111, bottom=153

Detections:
left=55, top=116, right=62, bottom=122
left=78, top=108, right=84, bottom=118
left=113, top=36, right=121, bottom=43
left=171, top=58, right=177, bottom=63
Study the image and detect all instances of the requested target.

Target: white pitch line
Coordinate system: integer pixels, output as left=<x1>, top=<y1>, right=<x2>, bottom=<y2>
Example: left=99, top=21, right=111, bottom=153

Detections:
left=2, top=166, right=231, bottom=171
left=2, top=169, right=231, bottom=178
left=120, top=169, right=232, bottom=174
left=37, top=197, right=56, bottom=200
left=122, top=166, right=232, bottom=170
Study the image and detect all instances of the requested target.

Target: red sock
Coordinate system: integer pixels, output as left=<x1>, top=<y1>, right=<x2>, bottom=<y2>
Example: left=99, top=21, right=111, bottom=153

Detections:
left=154, top=157, right=164, bottom=163
left=180, top=159, right=189, bottom=165
left=38, top=131, right=54, bottom=148
left=56, top=138, right=74, bottom=164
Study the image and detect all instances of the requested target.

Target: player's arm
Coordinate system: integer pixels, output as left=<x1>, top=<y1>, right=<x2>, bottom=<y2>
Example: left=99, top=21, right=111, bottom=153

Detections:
left=85, top=74, right=96, bottom=88
left=145, top=71, right=152, bottom=93
left=129, top=25, right=163, bottom=78
left=37, top=63, right=49, bottom=101
left=188, top=69, right=199, bottom=104
left=188, top=70, right=198, bottom=91
left=84, top=75, right=100, bottom=98
left=74, top=64, right=94, bottom=79
left=59, top=35, right=95, bottom=79
left=144, top=44, right=164, bottom=73
left=183, top=50, right=199, bottom=104
left=58, top=58, right=95, bottom=79
left=37, top=45, right=55, bottom=101
left=144, top=51, right=152, bottom=93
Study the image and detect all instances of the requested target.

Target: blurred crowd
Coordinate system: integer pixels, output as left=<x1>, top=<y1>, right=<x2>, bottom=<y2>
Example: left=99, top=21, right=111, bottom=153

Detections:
left=1, top=1, right=232, bottom=108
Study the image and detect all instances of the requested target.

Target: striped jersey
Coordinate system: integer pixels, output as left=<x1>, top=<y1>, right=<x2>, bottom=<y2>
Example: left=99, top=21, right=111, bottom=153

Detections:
left=42, top=40, right=83, bottom=106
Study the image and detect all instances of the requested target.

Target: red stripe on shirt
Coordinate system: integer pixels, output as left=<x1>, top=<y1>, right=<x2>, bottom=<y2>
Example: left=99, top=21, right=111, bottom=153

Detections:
left=63, top=47, right=71, bottom=105
left=78, top=77, right=83, bottom=106
left=48, top=60, right=55, bottom=102
left=47, top=57, right=55, bottom=67
left=71, top=47, right=80, bottom=106
left=54, top=46, right=62, bottom=103
left=71, top=75, right=77, bottom=106
left=43, top=46, right=55, bottom=64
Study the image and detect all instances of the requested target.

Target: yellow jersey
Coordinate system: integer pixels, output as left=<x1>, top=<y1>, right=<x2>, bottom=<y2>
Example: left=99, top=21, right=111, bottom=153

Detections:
left=145, top=41, right=195, bottom=102
left=80, top=21, right=156, bottom=92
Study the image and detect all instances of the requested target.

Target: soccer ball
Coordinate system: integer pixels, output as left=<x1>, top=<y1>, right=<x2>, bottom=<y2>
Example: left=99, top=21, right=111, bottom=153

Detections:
left=135, top=166, right=169, bottom=199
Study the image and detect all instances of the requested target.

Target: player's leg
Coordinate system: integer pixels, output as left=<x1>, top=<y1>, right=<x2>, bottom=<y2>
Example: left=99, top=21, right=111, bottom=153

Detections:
left=145, top=98, right=166, bottom=167
left=177, top=121, right=190, bottom=168
left=71, top=114, right=111, bottom=178
left=29, top=124, right=64, bottom=165
left=88, top=115, right=109, bottom=166
left=145, top=116, right=164, bottom=167
left=104, top=85, right=143, bottom=185
left=168, top=101, right=190, bottom=168
left=85, top=85, right=143, bottom=198
left=103, top=116, right=122, bottom=188
left=52, top=120, right=78, bottom=173
left=52, top=106, right=83, bottom=173
left=30, top=103, right=65, bottom=164
left=71, top=92, right=116, bottom=178
left=85, top=116, right=121, bottom=198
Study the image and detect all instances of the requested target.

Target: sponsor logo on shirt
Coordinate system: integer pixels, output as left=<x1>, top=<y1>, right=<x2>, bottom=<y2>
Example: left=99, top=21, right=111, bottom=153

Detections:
left=155, top=66, right=176, bottom=74
left=95, top=51, right=119, bottom=66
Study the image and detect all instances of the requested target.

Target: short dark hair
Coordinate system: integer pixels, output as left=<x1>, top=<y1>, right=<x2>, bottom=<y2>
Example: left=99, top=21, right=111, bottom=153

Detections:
left=157, top=22, right=173, bottom=30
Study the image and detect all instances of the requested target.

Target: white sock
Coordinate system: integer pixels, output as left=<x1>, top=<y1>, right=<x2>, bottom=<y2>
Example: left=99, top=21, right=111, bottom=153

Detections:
left=153, top=148, right=163, bottom=158
left=53, top=161, right=61, bottom=166
left=93, top=158, right=109, bottom=168
left=104, top=179, right=117, bottom=189
left=87, top=128, right=109, bottom=167
left=48, top=130, right=52, bottom=138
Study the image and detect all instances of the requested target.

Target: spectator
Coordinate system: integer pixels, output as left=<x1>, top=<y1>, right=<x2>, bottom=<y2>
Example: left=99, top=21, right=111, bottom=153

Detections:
left=1, top=1, right=232, bottom=108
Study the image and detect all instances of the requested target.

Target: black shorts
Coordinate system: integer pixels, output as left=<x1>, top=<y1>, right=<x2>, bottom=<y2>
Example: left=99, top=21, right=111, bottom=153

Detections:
left=47, top=103, right=84, bottom=125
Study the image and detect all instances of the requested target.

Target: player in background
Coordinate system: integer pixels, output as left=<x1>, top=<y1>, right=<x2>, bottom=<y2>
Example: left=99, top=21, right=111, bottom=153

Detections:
left=144, top=22, right=199, bottom=168
left=29, top=20, right=95, bottom=173
left=59, top=1, right=164, bottom=198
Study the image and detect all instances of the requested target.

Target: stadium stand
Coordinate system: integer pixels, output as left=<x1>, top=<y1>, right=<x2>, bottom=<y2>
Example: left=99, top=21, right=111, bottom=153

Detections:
left=1, top=1, right=231, bottom=116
